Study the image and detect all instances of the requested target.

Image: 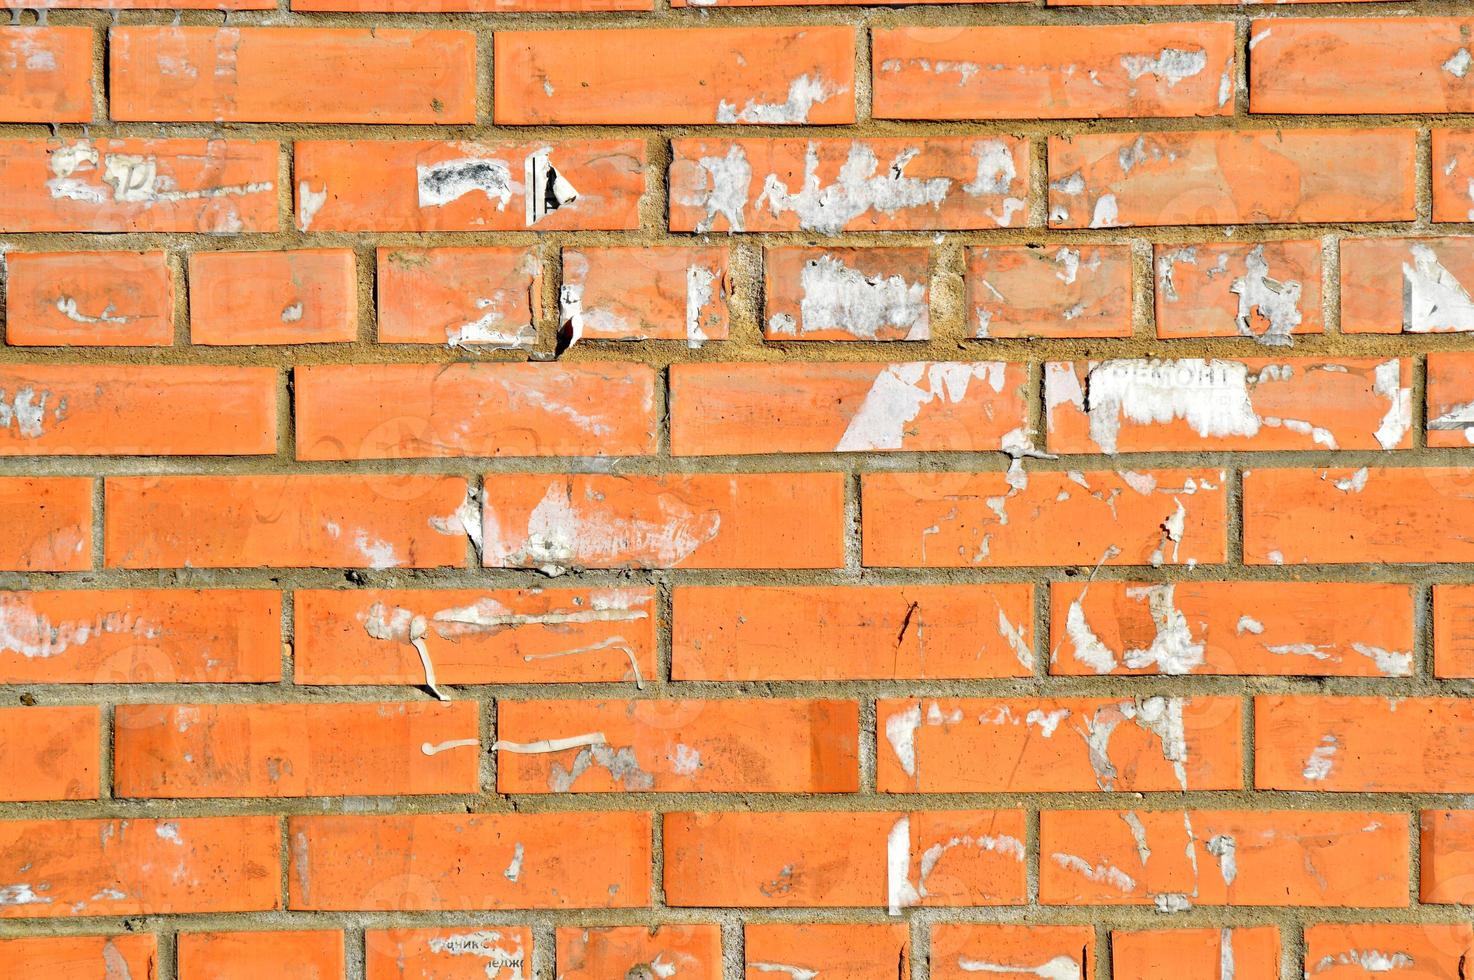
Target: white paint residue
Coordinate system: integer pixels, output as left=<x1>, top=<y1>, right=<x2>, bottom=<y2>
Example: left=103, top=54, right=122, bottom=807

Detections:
left=1119, top=47, right=1208, bottom=87
left=502, top=843, right=525, bottom=882
left=685, top=264, right=718, bottom=349
left=1119, top=584, right=1205, bottom=675
left=0, top=884, right=51, bottom=906
left=522, top=636, right=646, bottom=689
left=445, top=297, right=538, bottom=351
left=777, top=253, right=927, bottom=340
left=417, top=157, right=513, bottom=209
left=1073, top=359, right=1259, bottom=455
left=1402, top=243, right=1474, bottom=332
left=1370, top=358, right=1412, bottom=450
left=1089, top=194, right=1120, bottom=229
left=421, top=739, right=478, bottom=756
left=1429, top=399, right=1474, bottom=442
left=1445, top=48, right=1473, bottom=78
left=426, top=930, right=526, bottom=977
left=716, top=74, right=846, bottom=124
left=526, top=149, right=579, bottom=226
left=958, top=956, right=1079, bottom=979
left=352, top=530, right=400, bottom=570
left=297, top=181, right=327, bottom=230
left=749, top=963, right=818, bottom=980
left=754, top=142, right=954, bottom=236
left=1302, top=734, right=1338, bottom=781
left=1231, top=244, right=1302, bottom=346
left=837, top=362, right=1003, bottom=451
left=430, top=486, right=485, bottom=557
left=0, top=387, right=57, bottom=439
left=55, top=297, right=128, bottom=325
left=997, top=607, right=1033, bottom=671
left=1220, top=928, right=1235, bottom=980
left=963, top=140, right=1018, bottom=198
left=155, top=822, right=183, bottom=845
left=669, top=743, right=701, bottom=775
left=1050, top=853, right=1136, bottom=893
left=280, top=302, right=303, bottom=324
left=885, top=703, right=924, bottom=777
left=1351, top=642, right=1413, bottom=677
left=1334, top=468, right=1369, bottom=493
left=886, top=815, right=918, bottom=915
left=1309, top=950, right=1415, bottom=973
left=686, top=144, right=753, bottom=233
left=1206, top=834, right=1237, bottom=885
left=1025, top=708, right=1071, bottom=738
left=493, top=732, right=607, bottom=753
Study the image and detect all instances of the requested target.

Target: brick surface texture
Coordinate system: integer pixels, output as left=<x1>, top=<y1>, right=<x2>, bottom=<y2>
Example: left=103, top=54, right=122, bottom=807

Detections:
left=0, top=0, right=1472, bottom=978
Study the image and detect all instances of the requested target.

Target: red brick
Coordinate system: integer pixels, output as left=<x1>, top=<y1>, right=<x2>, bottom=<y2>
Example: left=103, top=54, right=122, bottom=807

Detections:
left=1051, top=581, right=1414, bottom=677
left=0, top=816, right=280, bottom=917
left=296, top=363, right=657, bottom=460
left=288, top=812, right=651, bottom=910
left=376, top=246, right=540, bottom=348
left=862, top=469, right=1226, bottom=568
left=663, top=810, right=1026, bottom=909
left=114, top=701, right=479, bottom=798
left=1341, top=237, right=1474, bottom=334
left=1422, top=810, right=1474, bottom=903
left=293, top=586, right=655, bottom=686
left=105, top=474, right=472, bottom=569
left=1435, top=584, right=1474, bottom=678
left=562, top=247, right=729, bottom=344
left=672, top=584, right=1035, bottom=681
left=670, top=361, right=1026, bottom=456
left=968, top=244, right=1133, bottom=339
left=482, top=473, right=845, bottom=571
left=111, top=27, right=474, bottom=124
left=1433, top=130, right=1474, bottom=224
left=877, top=696, right=1242, bottom=793
left=365, top=927, right=533, bottom=980
left=0, top=705, right=99, bottom=800
left=1304, top=923, right=1474, bottom=978
left=929, top=925, right=1094, bottom=980
left=4, top=250, right=174, bottom=347
left=670, top=137, right=1029, bottom=233
left=1154, top=241, right=1323, bottom=341
left=1111, top=927, right=1279, bottom=980
left=745, top=923, right=907, bottom=980
left=1040, top=809, right=1408, bottom=907
left=874, top=24, right=1235, bottom=120
left=0, top=477, right=91, bottom=571
left=0, top=27, right=94, bottom=123
left=1427, top=353, right=1474, bottom=448
left=189, top=249, right=356, bottom=345
left=763, top=247, right=929, bottom=341
left=496, top=698, right=858, bottom=793
left=0, top=138, right=277, bottom=233
left=1244, top=467, right=1474, bottom=565
left=295, top=140, right=645, bottom=232
left=0, top=589, right=281, bottom=684
left=494, top=27, right=854, bottom=125
left=1251, top=18, right=1474, bottom=115
left=1044, top=357, right=1411, bottom=453
left=0, top=934, right=158, bottom=979
left=1048, top=129, right=1415, bottom=228
left=558, top=925, right=722, bottom=980
left=177, top=931, right=343, bottom=980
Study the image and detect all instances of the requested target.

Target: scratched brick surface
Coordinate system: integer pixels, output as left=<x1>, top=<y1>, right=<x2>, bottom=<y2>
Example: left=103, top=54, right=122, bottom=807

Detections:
left=2, top=2, right=1473, bottom=978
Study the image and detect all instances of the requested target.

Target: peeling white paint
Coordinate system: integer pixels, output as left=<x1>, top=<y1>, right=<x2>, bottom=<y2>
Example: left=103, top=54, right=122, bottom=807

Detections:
left=1231, top=244, right=1302, bottom=346
left=1352, top=642, right=1413, bottom=677
left=958, top=956, right=1080, bottom=979
left=297, top=181, right=327, bottom=231
left=1050, top=852, right=1136, bottom=893
left=886, top=815, right=917, bottom=915
left=1402, top=243, right=1474, bottom=332
left=1302, top=734, right=1338, bottom=781
left=754, top=142, right=955, bottom=236
left=0, top=884, right=51, bottom=906
left=502, top=843, right=524, bottom=883
left=0, top=387, right=59, bottom=439
left=1206, top=834, right=1237, bottom=885
left=1119, top=584, right=1205, bottom=675
left=685, top=263, right=719, bottom=349
left=749, top=963, right=818, bottom=980
left=1373, top=359, right=1412, bottom=449
left=686, top=144, right=753, bottom=233
left=0, top=603, right=161, bottom=661
left=1429, top=399, right=1474, bottom=442
left=525, top=149, right=578, bottom=225
left=493, top=732, right=607, bottom=753
left=1068, top=359, right=1259, bottom=455
left=1445, top=48, right=1472, bottom=78
left=1309, top=950, right=1415, bottom=974
left=1119, top=47, right=1208, bottom=87
left=421, top=738, right=478, bottom=756
left=837, top=362, right=1002, bottom=452
left=716, top=74, right=846, bottom=124
left=55, top=296, right=128, bottom=325
left=417, top=157, right=513, bottom=209
left=773, top=253, right=927, bottom=340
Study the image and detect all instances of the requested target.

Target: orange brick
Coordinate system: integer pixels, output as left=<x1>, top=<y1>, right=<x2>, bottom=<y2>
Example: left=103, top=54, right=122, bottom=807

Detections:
left=1040, top=809, right=1408, bottom=908
left=295, top=140, right=645, bottom=232
left=114, top=701, right=479, bottom=798
left=296, top=363, right=657, bottom=460
left=877, top=696, right=1242, bottom=793
left=663, top=810, right=1026, bottom=909
left=1044, top=357, right=1411, bottom=453
left=1111, top=927, right=1280, bottom=980
left=48, top=0, right=268, bottom=7
left=0, top=477, right=91, bottom=571
left=1435, top=584, right=1474, bottom=678
left=0, top=138, right=277, bottom=233
left=558, top=925, right=721, bottom=980
left=862, top=469, right=1226, bottom=568
left=676, top=0, right=1024, bottom=5
left=304, top=0, right=646, bottom=8
left=0, top=589, right=280, bottom=684
left=561, top=246, right=729, bottom=344
left=670, top=361, right=1026, bottom=456
left=763, top=247, right=929, bottom=341
left=177, top=931, right=343, bottom=980
left=377, top=246, right=540, bottom=348
left=1048, top=129, right=1415, bottom=228
left=1055, top=0, right=1371, bottom=4
left=1428, top=353, right=1474, bottom=448
left=0, top=27, right=94, bottom=123
left=494, top=27, right=854, bottom=125
left=111, top=27, right=475, bottom=124
left=673, top=584, right=1035, bottom=681
left=189, top=249, right=356, bottom=345
left=1305, top=923, right=1474, bottom=977
left=496, top=698, right=858, bottom=793
left=288, top=812, right=651, bottom=910
left=874, top=24, right=1235, bottom=120
left=670, top=137, right=1029, bottom=233
left=105, top=474, right=472, bottom=570
left=967, top=244, right=1133, bottom=339
left=1341, top=237, right=1474, bottom=334
left=744, top=923, right=907, bottom=980
left=0, top=705, right=99, bottom=800
left=0, top=934, right=158, bottom=979
left=1433, top=130, right=1474, bottom=224
left=929, top=924, right=1094, bottom=980
left=1051, top=581, right=1414, bottom=677
left=0, top=816, right=279, bottom=917
left=4, top=250, right=174, bottom=346
left=293, top=587, right=655, bottom=686
left=1256, top=696, right=1474, bottom=793
left=1422, top=810, right=1474, bottom=903
left=1244, top=467, right=1474, bottom=565
left=365, top=927, right=533, bottom=979
left=0, top=365, right=276, bottom=455
left=1154, top=241, right=1323, bottom=341
left=1251, top=18, right=1474, bottom=115
left=482, top=473, right=845, bottom=571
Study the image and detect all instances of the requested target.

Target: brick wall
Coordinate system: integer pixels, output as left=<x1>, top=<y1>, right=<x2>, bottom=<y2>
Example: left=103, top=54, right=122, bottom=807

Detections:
left=0, top=1, right=1472, bottom=978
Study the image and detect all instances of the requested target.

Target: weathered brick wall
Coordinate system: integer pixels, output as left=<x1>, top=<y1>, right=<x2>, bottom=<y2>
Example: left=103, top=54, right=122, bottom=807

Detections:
left=0, top=1, right=1472, bottom=977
